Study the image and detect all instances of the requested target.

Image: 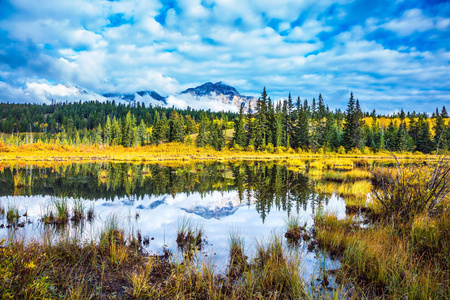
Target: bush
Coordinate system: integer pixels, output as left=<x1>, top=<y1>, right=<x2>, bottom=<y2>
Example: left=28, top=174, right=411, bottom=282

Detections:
left=371, top=155, right=450, bottom=224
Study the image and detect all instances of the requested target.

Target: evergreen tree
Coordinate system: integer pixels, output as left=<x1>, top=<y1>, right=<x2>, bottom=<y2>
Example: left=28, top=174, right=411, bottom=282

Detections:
left=168, top=111, right=185, bottom=142
left=342, top=93, right=363, bottom=150
left=246, top=103, right=255, bottom=147
left=196, top=112, right=209, bottom=147
left=137, top=119, right=147, bottom=146
left=441, top=106, right=448, bottom=118
left=111, top=117, right=121, bottom=145
left=384, top=120, right=397, bottom=151
left=273, top=105, right=283, bottom=147
left=415, top=117, right=434, bottom=153
left=104, top=115, right=112, bottom=145
left=294, top=99, right=310, bottom=149
left=394, top=122, right=411, bottom=152
left=232, top=104, right=246, bottom=147
left=433, top=114, right=447, bottom=151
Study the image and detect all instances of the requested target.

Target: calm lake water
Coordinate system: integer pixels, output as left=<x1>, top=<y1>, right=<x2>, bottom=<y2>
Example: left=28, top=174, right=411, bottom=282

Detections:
left=0, top=162, right=347, bottom=283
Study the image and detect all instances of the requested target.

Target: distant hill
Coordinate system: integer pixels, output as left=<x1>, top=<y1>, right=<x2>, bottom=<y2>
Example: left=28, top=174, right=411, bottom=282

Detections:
left=180, top=81, right=257, bottom=110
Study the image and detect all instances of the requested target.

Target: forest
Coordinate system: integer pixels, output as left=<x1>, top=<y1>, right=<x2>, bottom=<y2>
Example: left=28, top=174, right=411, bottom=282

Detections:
left=1, top=88, right=449, bottom=154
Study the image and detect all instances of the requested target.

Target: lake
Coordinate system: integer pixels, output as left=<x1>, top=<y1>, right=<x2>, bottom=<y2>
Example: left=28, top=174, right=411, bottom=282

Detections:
left=0, top=161, right=350, bottom=286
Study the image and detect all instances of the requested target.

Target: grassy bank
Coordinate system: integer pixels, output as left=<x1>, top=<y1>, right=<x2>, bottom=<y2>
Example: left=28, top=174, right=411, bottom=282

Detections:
left=314, top=157, right=450, bottom=299
left=0, top=141, right=432, bottom=163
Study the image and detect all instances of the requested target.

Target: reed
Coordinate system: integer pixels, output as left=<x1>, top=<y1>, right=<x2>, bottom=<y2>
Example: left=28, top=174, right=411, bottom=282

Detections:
left=6, top=204, right=19, bottom=224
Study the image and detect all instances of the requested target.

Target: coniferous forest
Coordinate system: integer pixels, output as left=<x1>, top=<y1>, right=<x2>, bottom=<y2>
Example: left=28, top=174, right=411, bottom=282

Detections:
left=1, top=88, right=448, bottom=153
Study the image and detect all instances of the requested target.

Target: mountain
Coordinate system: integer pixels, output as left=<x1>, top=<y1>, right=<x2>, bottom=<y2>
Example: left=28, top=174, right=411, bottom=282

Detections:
left=102, top=91, right=167, bottom=104
left=18, top=80, right=256, bottom=111
left=180, top=81, right=257, bottom=110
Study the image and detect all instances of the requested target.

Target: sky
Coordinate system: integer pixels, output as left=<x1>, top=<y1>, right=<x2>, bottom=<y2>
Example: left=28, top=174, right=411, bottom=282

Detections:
left=0, top=0, right=449, bottom=113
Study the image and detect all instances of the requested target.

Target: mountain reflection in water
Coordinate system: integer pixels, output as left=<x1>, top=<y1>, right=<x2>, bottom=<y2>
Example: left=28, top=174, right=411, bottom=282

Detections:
left=0, top=162, right=345, bottom=275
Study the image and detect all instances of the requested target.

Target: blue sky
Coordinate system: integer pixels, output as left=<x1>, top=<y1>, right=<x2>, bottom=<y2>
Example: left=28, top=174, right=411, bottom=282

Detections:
left=0, top=0, right=449, bottom=113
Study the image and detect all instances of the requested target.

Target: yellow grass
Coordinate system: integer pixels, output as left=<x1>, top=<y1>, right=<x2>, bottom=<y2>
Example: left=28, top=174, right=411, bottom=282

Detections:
left=0, top=141, right=431, bottom=164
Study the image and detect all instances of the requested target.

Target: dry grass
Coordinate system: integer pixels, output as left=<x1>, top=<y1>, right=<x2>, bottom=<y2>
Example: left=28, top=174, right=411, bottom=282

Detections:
left=315, top=212, right=450, bottom=299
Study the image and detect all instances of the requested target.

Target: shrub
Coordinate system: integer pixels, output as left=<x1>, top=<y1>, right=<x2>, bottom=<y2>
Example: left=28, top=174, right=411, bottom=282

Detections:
left=371, top=155, right=450, bottom=224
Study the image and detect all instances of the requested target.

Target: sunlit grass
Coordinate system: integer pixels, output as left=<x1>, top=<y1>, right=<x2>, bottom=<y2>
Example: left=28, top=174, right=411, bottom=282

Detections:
left=315, top=212, right=450, bottom=299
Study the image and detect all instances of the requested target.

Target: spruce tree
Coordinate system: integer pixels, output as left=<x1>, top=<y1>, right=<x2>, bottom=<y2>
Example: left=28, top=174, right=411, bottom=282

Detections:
left=342, top=92, right=356, bottom=150
left=232, top=104, right=246, bottom=147
left=196, top=112, right=209, bottom=147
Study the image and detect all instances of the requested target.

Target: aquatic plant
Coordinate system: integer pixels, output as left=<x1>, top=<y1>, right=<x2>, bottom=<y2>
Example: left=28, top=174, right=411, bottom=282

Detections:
left=71, top=199, right=85, bottom=223
left=86, top=204, right=95, bottom=222
left=176, top=216, right=204, bottom=255
left=284, top=215, right=306, bottom=243
left=52, top=198, right=69, bottom=224
left=6, top=204, right=20, bottom=224
left=228, top=230, right=247, bottom=277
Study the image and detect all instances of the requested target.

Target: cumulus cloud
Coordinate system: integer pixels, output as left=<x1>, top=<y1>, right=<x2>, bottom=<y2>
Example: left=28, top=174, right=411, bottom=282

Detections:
left=382, top=9, right=435, bottom=36
left=0, top=0, right=448, bottom=113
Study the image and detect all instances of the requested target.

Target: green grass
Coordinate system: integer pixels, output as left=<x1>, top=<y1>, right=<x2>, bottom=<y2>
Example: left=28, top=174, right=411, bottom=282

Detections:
left=315, top=212, right=450, bottom=299
left=71, top=199, right=85, bottom=223
left=284, top=215, right=306, bottom=243
left=6, top=204, right=19, bottom=224
left=176, top=216, right=204, bottom=258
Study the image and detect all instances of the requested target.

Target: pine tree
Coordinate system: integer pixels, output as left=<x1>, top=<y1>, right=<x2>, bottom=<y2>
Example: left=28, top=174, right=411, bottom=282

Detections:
left=137, top=119, right=147, bottom=146
left=342, top=93, right=356, bottom=150
left=232, top=104, right=246, bottom=147
left=104, top=115, right=112, bottom=145
left=441, top=106, right=448, bottom=118
left=342, top=93, right=364, bottom=150
left=196, top=112, right=209, bottom=148
left=294, top=99, right=310, bottom=149
left=168, top=111, right=185, bottom=142
left=217, top=118, right=226, bottom=151
left=246, top=103, right=255, bottom=147
left=433, top=114, right=446, bottom=151
left=384, top=120, right=397, bottom=151
left=416, top=117, right=434, bottom=153
left=111, top=117, right=121, bottom=145
left=273, top=106, right=283, bottom=147
left=395, top=122, right=411, bottom=152
left=322, top=111, right=335, bottom=149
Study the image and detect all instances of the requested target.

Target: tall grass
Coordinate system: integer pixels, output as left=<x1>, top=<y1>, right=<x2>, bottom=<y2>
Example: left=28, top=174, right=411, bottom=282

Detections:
left=52, top=198, right=69, bottom=224
left=284, top=215, right=306, bottom=243
left=176, top=216, right=204, bottom=258
left=315, top=212, right=450, bottom=299
left=6, top=204, right=19, bottom=224
left=228, top=230, right=247, bottom=277
left=71, top=199, right=85, bottom=223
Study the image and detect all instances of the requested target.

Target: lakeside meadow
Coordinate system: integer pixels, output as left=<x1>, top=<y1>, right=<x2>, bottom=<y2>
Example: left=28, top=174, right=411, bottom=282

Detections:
left=1, top=96, right=450, bottom=299
left=1, top=149, right=449, bottom=299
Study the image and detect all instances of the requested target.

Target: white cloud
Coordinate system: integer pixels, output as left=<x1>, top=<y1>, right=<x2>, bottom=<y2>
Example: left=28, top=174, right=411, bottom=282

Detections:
left=382, top=9, right=435, bottom=36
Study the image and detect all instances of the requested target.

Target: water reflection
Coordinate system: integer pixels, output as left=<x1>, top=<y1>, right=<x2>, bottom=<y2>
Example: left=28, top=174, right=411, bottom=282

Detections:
left=0, top=162, right=345, bottom=278
left=0, top=162, right=339, bottom=222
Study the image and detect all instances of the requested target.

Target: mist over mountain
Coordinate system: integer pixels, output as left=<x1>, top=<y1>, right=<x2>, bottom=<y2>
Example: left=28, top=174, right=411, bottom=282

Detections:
left=31, top=81, right=257, bottom=112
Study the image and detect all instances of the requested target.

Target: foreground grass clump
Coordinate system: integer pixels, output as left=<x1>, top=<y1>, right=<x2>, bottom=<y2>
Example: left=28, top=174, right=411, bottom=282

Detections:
left=315, top=212, right=449, bottom=299
left=6, top=204, right=20, bottom=224
left=284, top=215, right=306, bottom=243
left=0, top=224, right=321, bottom=299
left=176, top=217, right=204, bottom=256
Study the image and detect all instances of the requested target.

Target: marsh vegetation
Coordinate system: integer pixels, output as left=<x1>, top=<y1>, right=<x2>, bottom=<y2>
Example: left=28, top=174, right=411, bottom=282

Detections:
left=0, top=158, right=448, bottom=299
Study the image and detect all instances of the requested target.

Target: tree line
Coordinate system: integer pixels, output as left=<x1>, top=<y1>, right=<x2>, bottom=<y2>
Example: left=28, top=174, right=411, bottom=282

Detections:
left=0, top=90, right=449, bottom=153
left=231, top=88, right=450, bottom=153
